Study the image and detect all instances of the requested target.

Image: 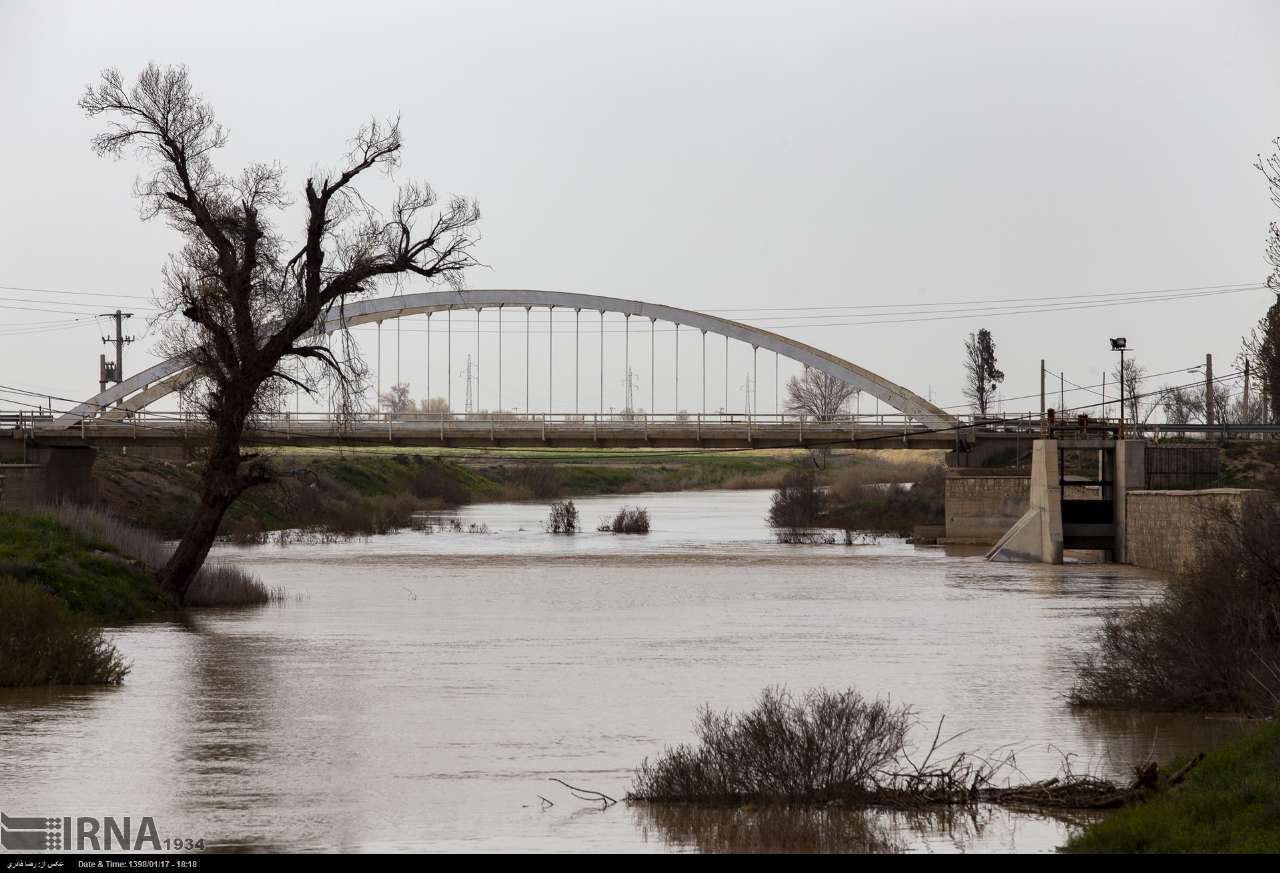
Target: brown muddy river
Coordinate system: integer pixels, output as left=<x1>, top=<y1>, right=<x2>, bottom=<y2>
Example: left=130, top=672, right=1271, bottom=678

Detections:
left=0, top=489, right=1246, bottom=852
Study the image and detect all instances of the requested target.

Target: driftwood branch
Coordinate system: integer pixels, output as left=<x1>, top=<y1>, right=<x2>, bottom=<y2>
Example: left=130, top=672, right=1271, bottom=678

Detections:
left=550, top=778, right=617, bottom=807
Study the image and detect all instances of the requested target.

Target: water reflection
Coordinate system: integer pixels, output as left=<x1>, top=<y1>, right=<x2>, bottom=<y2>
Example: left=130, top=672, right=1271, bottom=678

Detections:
left=631, top=801, right=1099, bottom=854
left=0, top=489, right=1237, bottom=852
left=633, top=803, right=903, bottom=853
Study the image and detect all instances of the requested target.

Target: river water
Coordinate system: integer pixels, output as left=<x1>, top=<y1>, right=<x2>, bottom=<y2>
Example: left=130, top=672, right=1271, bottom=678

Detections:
left=0, top=489, right=1246, bottom=853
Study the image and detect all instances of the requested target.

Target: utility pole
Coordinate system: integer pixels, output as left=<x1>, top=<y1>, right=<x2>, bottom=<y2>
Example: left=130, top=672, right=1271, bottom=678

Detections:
left=99, top=309, right=134, bottom=390
left=1243, top=359, right=1251, bottom=423
left=742, top=372, right=753, bottom=414
left=1059, top=371, right=1064, bottom=413
left=1205, top=353, right=1214, bottom=427
left=1039, top=360, right=1046, bottom=435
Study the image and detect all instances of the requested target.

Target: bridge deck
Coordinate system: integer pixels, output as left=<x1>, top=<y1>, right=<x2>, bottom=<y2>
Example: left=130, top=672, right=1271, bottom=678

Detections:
left=13, top=418, right=987, bottom=450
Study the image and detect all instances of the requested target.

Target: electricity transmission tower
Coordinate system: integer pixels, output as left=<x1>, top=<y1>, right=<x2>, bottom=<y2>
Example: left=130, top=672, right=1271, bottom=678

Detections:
left=622, top=367, right=640, bottom=412
left=460, top=354, right=475, bottom=413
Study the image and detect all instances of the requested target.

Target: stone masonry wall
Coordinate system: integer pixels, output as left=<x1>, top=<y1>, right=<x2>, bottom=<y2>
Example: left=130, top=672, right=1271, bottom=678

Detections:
left=944, top=474, right=1029, bottom=543
left=1125, top=488, right=1272, bottom=574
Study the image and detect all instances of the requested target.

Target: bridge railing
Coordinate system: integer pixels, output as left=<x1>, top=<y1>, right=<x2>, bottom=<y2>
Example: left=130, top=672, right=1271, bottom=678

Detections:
left=31, top=408, right=976, bottom=432
left=5, top=406, right=1071, bottom=438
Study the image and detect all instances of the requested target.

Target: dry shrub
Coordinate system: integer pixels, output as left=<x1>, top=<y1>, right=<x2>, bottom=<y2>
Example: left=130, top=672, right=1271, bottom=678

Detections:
left=600, top=506, right=650, bottom=533
left=546, top=500, right=579, bottom=533
left=629, top=687, right=912, bottom=803
left=1072, top=500, right=1280, bottom=715
left=768, top=470, right=825, bottom=528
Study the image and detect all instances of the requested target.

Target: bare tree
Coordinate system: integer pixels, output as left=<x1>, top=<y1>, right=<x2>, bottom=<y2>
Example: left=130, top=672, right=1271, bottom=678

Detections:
left=379, top=383, right=414, bottom=417
left=1239, top=141, right=1280, bottom=422
left=81, top=65, right=481, bottom=600
left=785, top=367, right=855, bottom=420
left=419, top=396, right=450, bottom=415
left=1240, top=304, right=1280, bottom=423
left=961, top=329, right=1004, bottom=418
left=1110, top=358, right=1153, bottom=425
left=1158, top=385, right=1203, bottom=425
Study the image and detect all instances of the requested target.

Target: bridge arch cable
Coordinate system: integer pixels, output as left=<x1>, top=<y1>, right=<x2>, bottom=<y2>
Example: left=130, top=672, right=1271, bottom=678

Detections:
left=51, top=289, right=955, bottom=428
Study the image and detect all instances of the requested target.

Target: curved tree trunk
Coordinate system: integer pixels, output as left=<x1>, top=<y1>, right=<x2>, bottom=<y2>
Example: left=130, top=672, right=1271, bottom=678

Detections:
left=156, top=426, right=249, bottom=602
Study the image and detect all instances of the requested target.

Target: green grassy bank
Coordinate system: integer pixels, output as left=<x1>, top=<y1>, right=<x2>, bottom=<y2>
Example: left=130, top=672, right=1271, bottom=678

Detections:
left=1065, top=722, right=1280, bottom=853
left=0, top=510, right=172, bottom=621
left=0, top=509, right=171, bottom=687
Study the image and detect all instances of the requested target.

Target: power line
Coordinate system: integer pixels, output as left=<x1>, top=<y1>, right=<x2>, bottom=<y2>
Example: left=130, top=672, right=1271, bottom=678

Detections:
left=705, top=281, right=1265, bottom=313
left=0, top=283, right=152, bottom=300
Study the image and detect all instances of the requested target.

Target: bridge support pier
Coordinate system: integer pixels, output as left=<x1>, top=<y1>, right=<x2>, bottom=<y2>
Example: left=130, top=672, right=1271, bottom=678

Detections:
left=985, top=439, right=1145, bottom=564
left=987, top=440, right=1063, bottom=564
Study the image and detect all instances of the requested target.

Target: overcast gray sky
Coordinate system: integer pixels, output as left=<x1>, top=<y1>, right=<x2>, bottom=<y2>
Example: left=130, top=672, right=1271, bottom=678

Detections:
left=3, top=0, right=1279, bottom=418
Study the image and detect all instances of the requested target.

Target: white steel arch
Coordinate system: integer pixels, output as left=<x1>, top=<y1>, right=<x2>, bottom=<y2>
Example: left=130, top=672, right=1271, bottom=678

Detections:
left=54, top=289, right=954, bottom=426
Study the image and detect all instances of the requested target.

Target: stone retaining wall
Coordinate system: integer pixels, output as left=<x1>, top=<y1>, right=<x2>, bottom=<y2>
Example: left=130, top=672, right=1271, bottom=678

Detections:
left=1124, top=488, right=1272, bottom=574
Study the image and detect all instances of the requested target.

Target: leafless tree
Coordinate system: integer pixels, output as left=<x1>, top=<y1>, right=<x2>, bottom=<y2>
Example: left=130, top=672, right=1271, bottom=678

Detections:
left=960, top=329, right=1003, bottom=418
left=1110, top=358, right=1153, bottom=425
left=379, top=383, right=414, bottom=417
left=80, top=65, right=481, bottom=600
left=419, top=396, right=450, bottom=415
left=1243, top=140, right=1280, bottom=422
left=785, top=367, right=855, bottom=420
left=1158, top=384, right=1203, bottom=425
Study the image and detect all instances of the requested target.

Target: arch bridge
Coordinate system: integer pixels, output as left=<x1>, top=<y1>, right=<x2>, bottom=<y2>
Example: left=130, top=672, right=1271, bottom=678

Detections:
left=38, top=290, right=967, bottom=450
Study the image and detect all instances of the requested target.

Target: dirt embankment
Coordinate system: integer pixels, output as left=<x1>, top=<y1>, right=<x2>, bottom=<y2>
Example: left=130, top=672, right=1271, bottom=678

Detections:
left=93, top=447, right=950, bottom=539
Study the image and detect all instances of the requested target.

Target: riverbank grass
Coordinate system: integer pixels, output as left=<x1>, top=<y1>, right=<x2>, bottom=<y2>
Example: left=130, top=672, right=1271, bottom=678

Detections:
left=1065, top=723, right=1280, bottom=853
left=0, top=509, right=172, bottom=621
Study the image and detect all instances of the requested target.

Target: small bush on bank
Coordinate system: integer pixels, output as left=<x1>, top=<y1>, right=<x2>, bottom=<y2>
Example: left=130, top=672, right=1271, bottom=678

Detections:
left=0, top=577, right=130, bottom=686
left=599, top=506, right=650, bottom=533
left=1072, top=502, right=1280, bottom=715
left=546, top=500, right=579, bottom=533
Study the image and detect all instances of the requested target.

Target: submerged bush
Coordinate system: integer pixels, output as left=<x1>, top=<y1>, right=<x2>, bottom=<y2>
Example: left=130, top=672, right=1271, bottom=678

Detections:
left=1072, top=501, right=1280, bottom=715
left=546, top=500, right=579, bottom=533
left=629, top=687, right=912, bottom=803
left=768, top=470, right=825, bottom=529
left=0, top=577, right=130, bottom=686
left=600, top=506, right=650, bottom=534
